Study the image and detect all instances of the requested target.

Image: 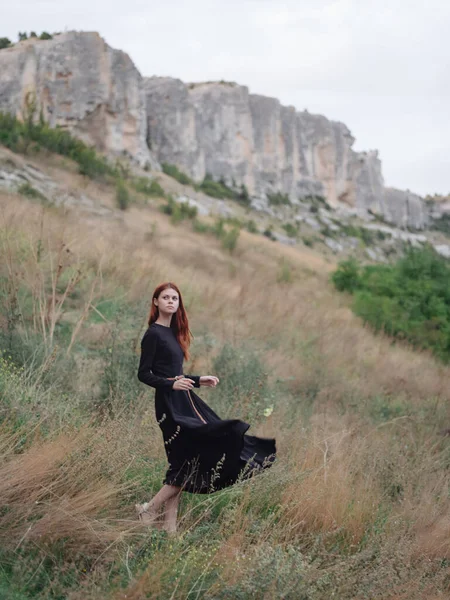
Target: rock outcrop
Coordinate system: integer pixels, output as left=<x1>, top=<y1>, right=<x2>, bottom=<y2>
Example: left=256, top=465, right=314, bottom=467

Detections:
left=144, top=77, right=428, bottom=229
left=0, top=32, right=429, bottom=229
left=0, top=32, right=157, bottom=167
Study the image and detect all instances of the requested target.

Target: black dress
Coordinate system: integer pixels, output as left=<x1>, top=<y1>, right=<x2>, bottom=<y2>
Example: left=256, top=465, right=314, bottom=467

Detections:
left=138, top=322, right=276, bottom=494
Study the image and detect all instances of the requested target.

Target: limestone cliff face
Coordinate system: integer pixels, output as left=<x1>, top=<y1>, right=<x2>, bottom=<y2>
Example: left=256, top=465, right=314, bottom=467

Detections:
left=0, top=32, right=156, bottom=167
left=145, top=77, right=428, bottom=229
left=0, top=33, right=427, bottom=228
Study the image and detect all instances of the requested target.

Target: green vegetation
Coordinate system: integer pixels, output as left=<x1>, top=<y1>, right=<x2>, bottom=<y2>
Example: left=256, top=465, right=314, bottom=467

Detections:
left=267, top=191, right=291, bottom=206
left=197, top=174, right=251, bottom=205
left=263, top=226, right=276, bottom=241
left=162, top=164, right=251, bottom=205
left=161, top=162, right=194, bottom=185
left=431, top=213, right=450, bottom=237
left=0, top=202, right=449, bottom=599
left=115, top=179, right=130, bottom=210
left=0, top=109, right=118, bottom=180
left=18, top=182, right=47, bottom=202
left=303, top=194, right=331, bottom=211
left=0, top=37, right=11, bottom=49
left=160, top=196, right=198, bottom=223
left=282, top=222, right=299, bottom=238
left=340, top=224, right=389, bottom=246
left=245, top=219, right=258, bottom=234
left=332, top=248, right=450, bottom=362
left=132, top=176, right=165, bottom=198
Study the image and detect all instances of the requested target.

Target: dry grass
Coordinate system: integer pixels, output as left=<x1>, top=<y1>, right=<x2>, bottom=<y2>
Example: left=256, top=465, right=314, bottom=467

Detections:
left=1, top=175, right=449, bottom=599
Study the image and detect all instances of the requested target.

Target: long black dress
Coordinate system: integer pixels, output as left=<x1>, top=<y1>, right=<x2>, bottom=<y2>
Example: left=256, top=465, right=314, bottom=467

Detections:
left=138, top=322, right=276, bottom=494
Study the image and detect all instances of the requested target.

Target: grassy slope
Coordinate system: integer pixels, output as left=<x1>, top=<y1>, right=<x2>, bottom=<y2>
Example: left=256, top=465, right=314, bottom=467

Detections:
left=0, top=151, right=449, bottom=600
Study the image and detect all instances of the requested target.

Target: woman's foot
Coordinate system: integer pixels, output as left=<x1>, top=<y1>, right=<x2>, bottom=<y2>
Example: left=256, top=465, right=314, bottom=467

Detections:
left=135, top=502, right=159, bottom=527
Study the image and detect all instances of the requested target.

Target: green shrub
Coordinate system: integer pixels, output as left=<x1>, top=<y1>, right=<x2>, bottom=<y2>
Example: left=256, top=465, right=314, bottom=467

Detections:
left=17, top=182, right=46, bottom=201
left=303, top=194, right=331, bottom=211
left=237, top=183, right=251, bottom=205
left=431, top=213, right=450, bottom=236
left=0, top=38, right=11, bottom=49
left=132, top=176, right=165, bottom=198
left=192, top=219, right=212, bottom=234
left=221, top=226, right=240, bottom=253
left=302, top=236, right=314, bottom=247
left=197, top=174, right=236, bottom=200
left=160, top=196, right=197, bottom=222
left=39, top=32, right=53, bottom=40
left=267, top=191, right=291, bottom=206
left=263, top=227, right=276, bottom=241
left=246, top=219, right=258, bottom=234
left=332, top=249, right=450, bottom=362
left=282, top=222, right=298, bottom=238
left=0, top=110, right=117, bottom=180
left=161, top=162, right=193, bottom=185
left=115, top=179, right=130, bottom=210
left=331, top=258, right=361, bottom=293
left=340, top=224, right=377, bottom=246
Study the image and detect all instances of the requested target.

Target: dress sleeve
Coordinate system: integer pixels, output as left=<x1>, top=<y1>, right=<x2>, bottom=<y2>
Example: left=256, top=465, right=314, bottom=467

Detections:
left=183, top=374, right=201, bottom=388
left=138, top=329, right=175, bottom=390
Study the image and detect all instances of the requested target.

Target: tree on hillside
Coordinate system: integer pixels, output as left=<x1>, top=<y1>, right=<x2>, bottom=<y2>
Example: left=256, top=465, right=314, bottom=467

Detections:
left=18, top=32, right=27, bottom=41
left=0, top=38, right=11, bottom=49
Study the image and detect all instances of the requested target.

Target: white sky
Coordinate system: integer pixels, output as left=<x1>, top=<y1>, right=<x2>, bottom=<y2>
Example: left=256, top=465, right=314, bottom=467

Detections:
left=3, top=0, right=449, bottom=196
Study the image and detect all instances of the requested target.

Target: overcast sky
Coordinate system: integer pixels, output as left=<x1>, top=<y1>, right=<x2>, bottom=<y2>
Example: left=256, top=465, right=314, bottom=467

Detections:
left=3, top=0, right=449, bottom=196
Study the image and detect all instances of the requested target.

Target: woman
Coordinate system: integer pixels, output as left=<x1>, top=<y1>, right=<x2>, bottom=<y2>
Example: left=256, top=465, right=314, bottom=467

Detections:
left=135, top=282, right=276, bottom=533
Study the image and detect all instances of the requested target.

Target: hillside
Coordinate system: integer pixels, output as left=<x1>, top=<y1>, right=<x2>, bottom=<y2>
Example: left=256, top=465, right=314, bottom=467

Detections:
left=0, top=140, right=449, bottom=599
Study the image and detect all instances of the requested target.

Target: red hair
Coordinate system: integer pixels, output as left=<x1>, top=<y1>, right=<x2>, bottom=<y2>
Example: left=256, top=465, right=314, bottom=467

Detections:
left=148, top=282, right=193, bottom=360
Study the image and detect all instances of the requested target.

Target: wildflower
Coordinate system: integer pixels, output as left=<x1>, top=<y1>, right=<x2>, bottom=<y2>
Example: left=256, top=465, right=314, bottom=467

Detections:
left=263, top=405, right=274, bottom=417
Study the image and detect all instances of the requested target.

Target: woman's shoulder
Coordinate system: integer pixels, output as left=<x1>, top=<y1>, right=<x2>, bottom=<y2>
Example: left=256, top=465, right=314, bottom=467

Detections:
left=143, top=322, right=171, bottom=338
left=142, top=324, right=160, bottom=341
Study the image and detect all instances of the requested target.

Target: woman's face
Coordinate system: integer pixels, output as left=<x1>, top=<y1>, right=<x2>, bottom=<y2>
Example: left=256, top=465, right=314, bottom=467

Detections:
left=155, top=287, right=180, bottom=315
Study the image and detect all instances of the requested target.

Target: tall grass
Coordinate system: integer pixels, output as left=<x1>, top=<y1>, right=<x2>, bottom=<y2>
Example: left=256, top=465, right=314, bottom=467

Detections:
left=0, top=190, right=449, bottom=598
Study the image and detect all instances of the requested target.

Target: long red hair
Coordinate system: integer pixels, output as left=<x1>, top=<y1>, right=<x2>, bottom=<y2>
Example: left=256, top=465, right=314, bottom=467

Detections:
left=148, top=282, right=193, bottom=360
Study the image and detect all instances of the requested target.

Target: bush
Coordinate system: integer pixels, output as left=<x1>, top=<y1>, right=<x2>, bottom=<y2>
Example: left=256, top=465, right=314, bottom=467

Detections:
left=160, top=196, right=197, bottom=222
left=132, top=176, right=165, bottom=198
left=246, top=219, right=258, bottom=234
left=340, top=224, right=377, bottom=246
left=221, top=226, right=240, bottom=253
left=17, top=182, right=46, bottom=201
left=115, top=179, right=130, bottom=210
left=39, top=32, right=53, bottom=40
left=332, top=249, right=450, bottom=362
left=431, top=213, right=450, bottom=236
left=282, top=222, right=298, bottom=238
left=197, top=173, right=236, bottom=200
left=0, top=38, right=11, bottom=49
left=263, top=227, right=276, bottom=241
left=331, top=258, right=361, bottom=293
left=0, top=110, right=117, bottom=180
left=303, top=194, right=331, bottom=211
left=161, top=163, right=193, bottom=186
left=267, top=191, right=291, bottom=206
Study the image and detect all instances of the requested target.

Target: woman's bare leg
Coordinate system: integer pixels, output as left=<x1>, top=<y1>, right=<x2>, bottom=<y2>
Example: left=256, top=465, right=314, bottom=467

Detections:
left=163, top=489, right=181, bottom=533
left=136, top=484, right=181, bottom=525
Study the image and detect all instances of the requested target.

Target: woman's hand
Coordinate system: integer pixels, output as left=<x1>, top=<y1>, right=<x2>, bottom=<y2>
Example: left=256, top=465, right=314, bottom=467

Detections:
left=172, top=377, right=195, bottom=391
left=199, top=376, right=219, bottom=387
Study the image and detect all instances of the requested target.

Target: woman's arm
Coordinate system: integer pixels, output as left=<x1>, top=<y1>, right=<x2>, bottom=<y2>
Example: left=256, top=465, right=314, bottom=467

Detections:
left=138, top=330, right=175, bottom=390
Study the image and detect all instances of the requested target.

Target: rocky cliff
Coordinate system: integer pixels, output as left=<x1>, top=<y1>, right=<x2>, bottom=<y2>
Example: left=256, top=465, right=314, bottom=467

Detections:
left=0, top=32, right=428, bottom=228
left=0, top=31, right=156, bottom=167
left=145, top=77, right=428, bottom=229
